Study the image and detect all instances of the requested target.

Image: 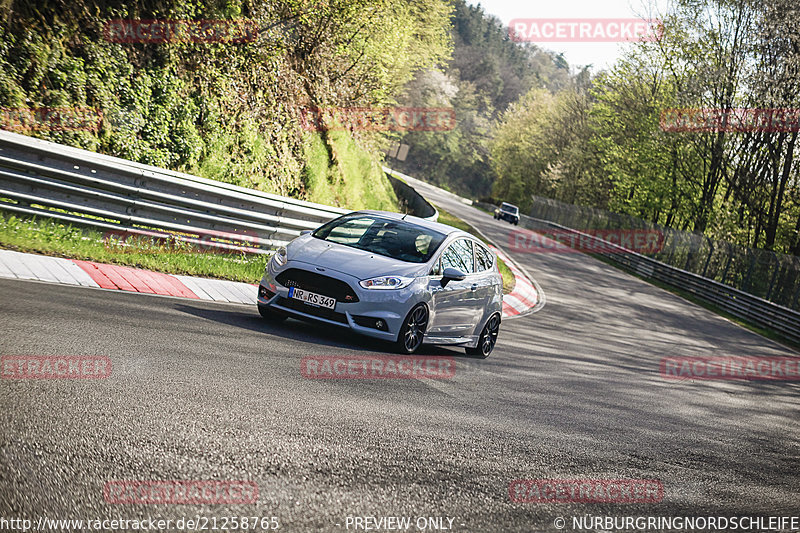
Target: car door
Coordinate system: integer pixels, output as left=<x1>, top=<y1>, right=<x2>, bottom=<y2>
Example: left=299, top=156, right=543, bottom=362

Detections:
left=472, top=241, right=500, bottom=322
left=428, top=238, right=481, bottom=337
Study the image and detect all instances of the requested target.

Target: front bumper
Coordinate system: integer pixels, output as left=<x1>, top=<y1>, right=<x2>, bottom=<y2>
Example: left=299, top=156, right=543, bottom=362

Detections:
left=258, top=261, right=421, bottom=343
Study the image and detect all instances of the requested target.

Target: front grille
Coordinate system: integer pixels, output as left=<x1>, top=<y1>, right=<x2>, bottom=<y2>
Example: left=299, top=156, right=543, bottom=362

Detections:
left=276, top=297, right=348, bottom=324
left=275, top=268, right=359, bottom=302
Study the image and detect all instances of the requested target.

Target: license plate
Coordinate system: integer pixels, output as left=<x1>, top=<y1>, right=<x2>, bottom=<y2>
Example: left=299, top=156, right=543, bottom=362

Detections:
left=288, top=287, right=336, bottom=309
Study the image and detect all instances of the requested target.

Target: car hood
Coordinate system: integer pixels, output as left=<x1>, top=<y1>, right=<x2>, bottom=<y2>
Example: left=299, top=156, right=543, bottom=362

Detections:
left=287, top=235, right=428, bottom=280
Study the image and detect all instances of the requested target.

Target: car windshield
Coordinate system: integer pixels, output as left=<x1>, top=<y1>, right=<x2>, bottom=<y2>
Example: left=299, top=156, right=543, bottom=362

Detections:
left=501, top=203, right=518, bottom=214
left=312, top=214, right=447, bottom=263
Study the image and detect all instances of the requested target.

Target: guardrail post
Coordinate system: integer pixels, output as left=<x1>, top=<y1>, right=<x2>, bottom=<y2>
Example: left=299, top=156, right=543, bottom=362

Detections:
left=720, top=247, right=733, bottom=285
left=683, top=238, right=696, bottom=271
left=701, top=238, right=715, bottom=278
left=741, top=253, right=757, bottom=293
left=664, top=231, right=678, bottom=264
left=0, top=129, right=351, bottom=255
left=765, top=252, right=780, bottom=301
left=791, top=277, right=800, bottom=310
left=514, top=197, right=800, bottom=343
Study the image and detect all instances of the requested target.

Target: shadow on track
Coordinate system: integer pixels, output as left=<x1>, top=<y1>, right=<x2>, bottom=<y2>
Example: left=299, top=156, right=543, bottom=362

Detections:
left=172, top=303, right=480, bottom=358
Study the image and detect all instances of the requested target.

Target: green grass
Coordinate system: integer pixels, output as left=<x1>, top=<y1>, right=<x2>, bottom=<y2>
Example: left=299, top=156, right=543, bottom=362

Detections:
left=0, top=128, right=400, bottom=283
left=303, top=131, right=399, bottom=211
left=0, top=199, right=517, bottom=297
left=1, top=209, right=517, bottom=296
left=0, top=214, right=267, bottom=283
left=435, top=206, right=516, bottom=294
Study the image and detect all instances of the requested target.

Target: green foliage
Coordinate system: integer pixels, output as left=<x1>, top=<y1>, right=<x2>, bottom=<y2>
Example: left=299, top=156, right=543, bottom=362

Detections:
left=0, top=0, right=453, bottom=206
left=587, top=58, right=693, bottom=225
left=303, top=131, right=399, bottom=211
left=390, top=0, right=570, bottom=198
left=489, top=89, right=558, bottom=210
left=487, top=0, right=800, bottom=256
left=277, top=0, right=452, bottom=106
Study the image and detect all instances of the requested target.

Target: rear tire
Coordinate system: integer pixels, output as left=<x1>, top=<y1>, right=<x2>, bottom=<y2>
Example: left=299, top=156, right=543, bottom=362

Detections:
left=396, top=304, right=428, bottom=354
left=258, top=304, right=287, bottom=321
left=466, top=314, right=500, bottom=358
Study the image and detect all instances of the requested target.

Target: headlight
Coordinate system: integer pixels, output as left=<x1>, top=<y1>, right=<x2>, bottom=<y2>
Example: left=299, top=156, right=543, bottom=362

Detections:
left=271, top=246, right=287, bottom=267
left=359, top=276, right=414, bottom=290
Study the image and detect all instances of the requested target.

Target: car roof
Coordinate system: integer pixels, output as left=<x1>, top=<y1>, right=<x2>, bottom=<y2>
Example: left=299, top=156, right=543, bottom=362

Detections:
left=352, top=210, right=471, bottom=238
left=501, top=202, right=517, bottom=208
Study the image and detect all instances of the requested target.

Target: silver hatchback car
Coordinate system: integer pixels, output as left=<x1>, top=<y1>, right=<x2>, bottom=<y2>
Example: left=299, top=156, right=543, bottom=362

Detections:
left=257, top=211, right=503, bottom=356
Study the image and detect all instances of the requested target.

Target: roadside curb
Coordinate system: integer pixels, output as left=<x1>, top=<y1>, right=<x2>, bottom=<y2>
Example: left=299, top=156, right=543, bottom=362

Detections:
left=489, top=245, right=545, bottom=319
left=0, top=248, right=257, bottom=305
left=462, top=212, right=544, bottom=319
left=0, top=235, right=544, bottom=318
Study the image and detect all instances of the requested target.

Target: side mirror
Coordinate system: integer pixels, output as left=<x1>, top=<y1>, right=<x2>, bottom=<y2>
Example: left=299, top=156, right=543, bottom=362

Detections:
left=441, top=267, right=466, bottom=287
left=300, top=230, right=312, bottom=236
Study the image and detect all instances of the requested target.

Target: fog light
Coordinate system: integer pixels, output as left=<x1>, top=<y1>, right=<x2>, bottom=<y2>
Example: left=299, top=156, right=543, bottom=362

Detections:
left=352, top=315, right=389, bottom=332
left=259, top=285, right=276, bottom=299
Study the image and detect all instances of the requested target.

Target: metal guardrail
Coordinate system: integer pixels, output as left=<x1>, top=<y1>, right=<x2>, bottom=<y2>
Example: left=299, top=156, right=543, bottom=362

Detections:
left=5, top=130, right=796, bottom=342
left=383, top=167, right=472, bottom=208
left=384, top=174, right=438, bottom=222
left=482, top=202, right=800, bottom=345
left=524, top=193, right=800, bottom=311
left=0, top=131, right=350, bottom=253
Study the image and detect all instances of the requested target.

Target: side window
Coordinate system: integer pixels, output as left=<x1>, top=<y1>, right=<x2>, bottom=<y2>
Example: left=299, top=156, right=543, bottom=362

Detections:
left=441, top=239, right=474, bottom=274
left=439, top=243, right=461, bottom=273
left=459, top=240, right=475, bottom=274
left=475, top=243, right=494, bottom=271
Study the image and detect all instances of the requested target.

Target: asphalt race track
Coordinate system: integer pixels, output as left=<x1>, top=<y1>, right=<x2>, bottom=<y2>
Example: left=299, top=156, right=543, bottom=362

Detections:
left=1, top=185, right=799, bottom=532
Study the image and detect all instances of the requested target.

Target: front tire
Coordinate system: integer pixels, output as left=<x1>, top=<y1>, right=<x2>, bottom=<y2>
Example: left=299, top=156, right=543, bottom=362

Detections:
left=258, top=304, right=287, bottom=321
left=466, top=314, right=500, bottom=358
left=396, top=304, right=428, bottom=354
